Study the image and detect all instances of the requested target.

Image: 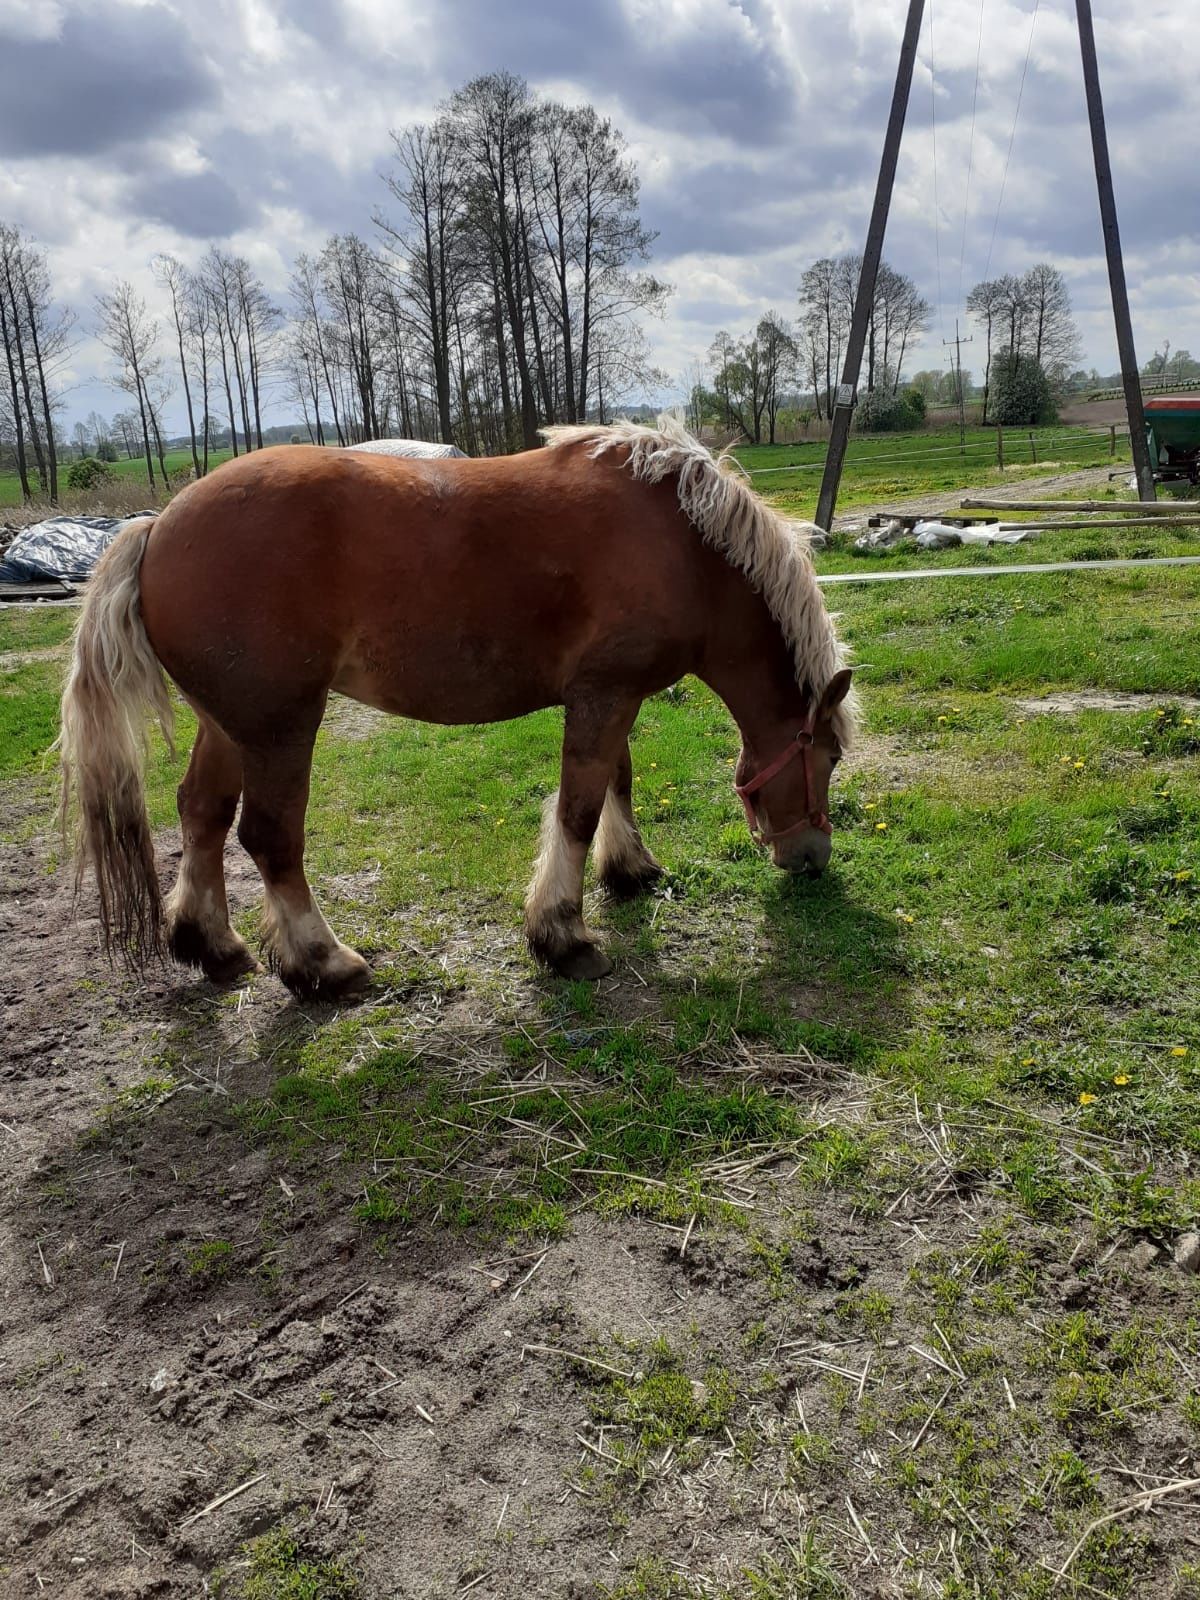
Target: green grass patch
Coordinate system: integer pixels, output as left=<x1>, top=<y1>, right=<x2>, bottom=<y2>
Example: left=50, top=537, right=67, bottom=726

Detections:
left=233, top=1524, right=357, bottom=1600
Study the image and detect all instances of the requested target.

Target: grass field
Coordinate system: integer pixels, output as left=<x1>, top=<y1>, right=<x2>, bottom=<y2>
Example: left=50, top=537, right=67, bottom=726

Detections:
left=2, top=433, right=1199, bottom=1598
left=0, top=447, right=234, bottom=510
left=734, top=424, right=1130, bottom=516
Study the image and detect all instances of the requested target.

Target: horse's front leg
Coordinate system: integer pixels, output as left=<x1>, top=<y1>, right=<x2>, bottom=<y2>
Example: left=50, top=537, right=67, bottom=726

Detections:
left=525, top=697, right=640, bottom=981
left=595, top=736, right=664, bottom=899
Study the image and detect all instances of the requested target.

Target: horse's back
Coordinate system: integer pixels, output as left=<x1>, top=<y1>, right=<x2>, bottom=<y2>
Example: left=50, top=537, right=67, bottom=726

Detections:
left=137, top=443, right=706, bottom=736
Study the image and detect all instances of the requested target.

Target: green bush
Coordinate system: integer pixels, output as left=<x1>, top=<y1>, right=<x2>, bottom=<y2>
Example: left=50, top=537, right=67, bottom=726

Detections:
left=990, top=355, right=1058, bottom=426
left=65, top=456, right=113, bottom=491
left=856, top=387, right=926, bottom=433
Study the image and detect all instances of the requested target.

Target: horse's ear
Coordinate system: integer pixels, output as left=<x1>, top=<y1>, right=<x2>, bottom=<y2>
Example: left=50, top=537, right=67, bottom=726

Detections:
left=817, top=668, right=853, bottom=719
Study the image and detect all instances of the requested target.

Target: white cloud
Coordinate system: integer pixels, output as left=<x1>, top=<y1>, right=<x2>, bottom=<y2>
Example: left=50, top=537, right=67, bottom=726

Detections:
left=1, top=0, right=1194, bottom=433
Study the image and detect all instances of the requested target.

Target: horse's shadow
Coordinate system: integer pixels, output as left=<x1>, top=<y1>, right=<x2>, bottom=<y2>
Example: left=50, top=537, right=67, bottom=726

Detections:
left=590, top=864, right=911, bottom=1069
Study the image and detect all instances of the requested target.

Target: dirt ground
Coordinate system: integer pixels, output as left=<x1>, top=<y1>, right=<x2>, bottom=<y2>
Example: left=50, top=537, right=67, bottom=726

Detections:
left=0, top=815, right=900, bottom=1600
left=832, top=464, right=1123, bottom=529
left=4, top=790, right=1200, bottom=1599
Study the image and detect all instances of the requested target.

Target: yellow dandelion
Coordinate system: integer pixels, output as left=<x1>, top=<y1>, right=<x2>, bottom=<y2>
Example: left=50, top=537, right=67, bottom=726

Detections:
left=1176, top=870, right=1194, bottom=883
left=897, top=912, right=914, bottom=924
left=1112, top=1074, right=1130, bottom=1086
left=1022, top=1057, right=1037, bottom=1067
left=1059, top=755, right=1071, bottom=764
left=1078, top=1092, right=1098, bottom=1106
left=1185, top=719, right=1195, bottom=727
left=875, top=822, right=888, bottom=832
left=1073, top=761, right=1085, bottom=770
left=650, top=762, right=658, bottom=769
left=937, top=715, right=948, bottom=724
left=864, top=802, right=877, bottom=811
left=1171, top=1046, right=1188, bottom=1058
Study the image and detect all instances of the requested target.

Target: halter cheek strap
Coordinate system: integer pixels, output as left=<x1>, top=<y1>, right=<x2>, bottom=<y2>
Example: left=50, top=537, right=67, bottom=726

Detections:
left=734, top=713, right=833, bottom=845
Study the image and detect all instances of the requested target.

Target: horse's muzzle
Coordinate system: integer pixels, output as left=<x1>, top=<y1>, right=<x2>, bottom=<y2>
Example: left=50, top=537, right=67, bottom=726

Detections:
left=772, top=828, right=832, bottom=877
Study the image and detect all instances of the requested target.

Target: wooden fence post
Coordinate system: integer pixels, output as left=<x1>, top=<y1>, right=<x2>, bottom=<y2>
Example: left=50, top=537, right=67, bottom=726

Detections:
left=1029, top=432, right=1038, bottom=464
left=1109, top=424, right=1116, bottom=456
left=996, top=429, right=1005, bottom=472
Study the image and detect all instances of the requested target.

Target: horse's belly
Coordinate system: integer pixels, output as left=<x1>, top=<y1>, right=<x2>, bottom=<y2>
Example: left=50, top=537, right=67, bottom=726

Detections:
left=332, top=656, right=557, bottom=726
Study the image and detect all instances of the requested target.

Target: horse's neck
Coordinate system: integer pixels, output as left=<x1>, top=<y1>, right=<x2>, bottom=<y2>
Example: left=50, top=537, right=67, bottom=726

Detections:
left=698, top=566, right=806, bottom=761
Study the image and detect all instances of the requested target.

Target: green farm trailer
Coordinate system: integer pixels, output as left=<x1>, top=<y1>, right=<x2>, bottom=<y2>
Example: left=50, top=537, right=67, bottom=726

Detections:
left=1145, top=396, right=1200, bottom=483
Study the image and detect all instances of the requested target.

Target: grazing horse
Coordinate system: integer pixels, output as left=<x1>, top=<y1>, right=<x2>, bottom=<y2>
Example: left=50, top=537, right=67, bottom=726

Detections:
left=59, top=417, right=856, bottom=1000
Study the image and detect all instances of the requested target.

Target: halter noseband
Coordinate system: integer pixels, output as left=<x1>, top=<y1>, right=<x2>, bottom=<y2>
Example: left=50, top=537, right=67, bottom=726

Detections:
left=734, top=710, right=833, bottom=845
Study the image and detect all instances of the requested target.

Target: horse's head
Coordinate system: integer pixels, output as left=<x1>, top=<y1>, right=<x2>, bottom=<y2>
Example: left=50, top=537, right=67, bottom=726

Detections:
left=735, top=668, right=853, bottom=877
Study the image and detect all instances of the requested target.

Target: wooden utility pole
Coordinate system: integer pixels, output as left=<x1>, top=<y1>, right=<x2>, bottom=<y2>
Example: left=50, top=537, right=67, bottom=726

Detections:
left=943, top=319, right=973, bottom=449
left=815, top=0, right=926, bottom=530
left=1075, top=0, right=1156, bottom=501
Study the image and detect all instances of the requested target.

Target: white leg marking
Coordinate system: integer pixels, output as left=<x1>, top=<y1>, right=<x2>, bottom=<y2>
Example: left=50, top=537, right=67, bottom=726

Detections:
left=525, top=792, right=590, bottom=958
left=261, top=883, right=368, bottom=990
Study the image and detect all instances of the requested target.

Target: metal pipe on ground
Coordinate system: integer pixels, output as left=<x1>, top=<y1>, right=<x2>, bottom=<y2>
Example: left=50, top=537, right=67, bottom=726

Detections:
left=962, top=498, right=1195, bottom=513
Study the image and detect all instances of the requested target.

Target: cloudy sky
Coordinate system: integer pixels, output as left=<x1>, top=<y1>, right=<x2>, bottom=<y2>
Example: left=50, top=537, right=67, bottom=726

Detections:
left=1, top=0, right=1196, bottom=434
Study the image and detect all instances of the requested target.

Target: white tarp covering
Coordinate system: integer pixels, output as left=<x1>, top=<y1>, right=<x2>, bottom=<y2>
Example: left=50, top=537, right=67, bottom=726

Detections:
left=346, top=439, right=466, bottom=460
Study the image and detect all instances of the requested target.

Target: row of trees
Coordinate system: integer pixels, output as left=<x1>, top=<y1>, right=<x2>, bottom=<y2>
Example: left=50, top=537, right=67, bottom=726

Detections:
left=1, top=72, right=669, bottom=498
left=691, top=260, right=1088, bottom=442
left=284, top=74, right=668, bottom=458
left=0, top=225, right=73, bottom=501
left=965, top=265, right=1081, bottom=423
left=688, top=256, right=932, bottom=443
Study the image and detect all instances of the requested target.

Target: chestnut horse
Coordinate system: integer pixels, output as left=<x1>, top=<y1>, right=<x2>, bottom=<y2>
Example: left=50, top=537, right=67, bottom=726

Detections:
left=59, top=417, right=856, bottom=999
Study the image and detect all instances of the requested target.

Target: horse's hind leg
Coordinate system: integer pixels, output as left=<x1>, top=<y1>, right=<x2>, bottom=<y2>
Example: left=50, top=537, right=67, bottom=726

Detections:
left=594, top=737, right=664, bottom=899
left=525, top=697, right=640, bottom=981
left=166, top=716, right=259, bottom=983
left=237, top=736, right=370, bottom=1001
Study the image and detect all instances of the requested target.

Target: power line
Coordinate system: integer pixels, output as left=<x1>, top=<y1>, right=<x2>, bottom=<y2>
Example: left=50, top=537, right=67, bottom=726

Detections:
left=957, top=0, right=987, bottom=311
left=982, top=0, right=1042, bottom=285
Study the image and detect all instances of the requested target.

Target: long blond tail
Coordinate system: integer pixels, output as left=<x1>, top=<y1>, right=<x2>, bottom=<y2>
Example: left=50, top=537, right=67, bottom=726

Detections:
left=58, top=517, right=174, bottom=964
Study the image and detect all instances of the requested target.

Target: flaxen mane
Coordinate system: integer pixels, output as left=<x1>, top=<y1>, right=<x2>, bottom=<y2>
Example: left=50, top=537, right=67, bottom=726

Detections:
left=543, top=414, right=858, bottom=746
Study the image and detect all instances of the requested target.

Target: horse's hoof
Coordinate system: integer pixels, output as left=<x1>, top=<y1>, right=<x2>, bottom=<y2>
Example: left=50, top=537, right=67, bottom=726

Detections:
left=205, top=948, right=263, bottom=985
left=600, top=861, right=664, bottom=900
left=279, top=946, right=371, bottom=1003
left=554, top=943, right=614, bottom=982
left=169, top=919, right=260, bottom=984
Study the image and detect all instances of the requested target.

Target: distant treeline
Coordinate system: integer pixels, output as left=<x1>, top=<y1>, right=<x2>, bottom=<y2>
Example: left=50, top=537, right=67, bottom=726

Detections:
left=0, top=72, right=668, bottom=500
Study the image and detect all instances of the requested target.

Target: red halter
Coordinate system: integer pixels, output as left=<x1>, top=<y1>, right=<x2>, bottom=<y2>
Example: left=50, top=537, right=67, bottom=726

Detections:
left=734, top=711, right=833, bottom=845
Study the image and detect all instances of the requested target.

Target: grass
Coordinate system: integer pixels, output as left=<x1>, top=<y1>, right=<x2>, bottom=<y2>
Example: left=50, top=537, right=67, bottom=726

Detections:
left=734, top=422, right=1129, bottom=516
left=0, top=447, right=233, bottom=509
left=232, top=1525, right=357, bottom=1600
left=5, top=433, right=1200, bottom=1599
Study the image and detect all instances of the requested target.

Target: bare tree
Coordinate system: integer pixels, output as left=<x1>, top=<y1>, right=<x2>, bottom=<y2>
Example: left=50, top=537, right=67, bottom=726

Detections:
left=1021, top=262, right=1081, bottom=379
left=756, top=313, right=798, bottom=444
left=798, top=258, right=845, bottom=419
left=156, top=254, right=201, bottom=477
left=378, top=121, right=464, bottom=444
left=965, top=277, right=1008, bottom=422
left=96, top=279, right=161, bottom=489
left=0, top=224, right=64, bottom=498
